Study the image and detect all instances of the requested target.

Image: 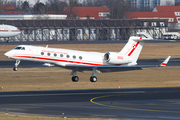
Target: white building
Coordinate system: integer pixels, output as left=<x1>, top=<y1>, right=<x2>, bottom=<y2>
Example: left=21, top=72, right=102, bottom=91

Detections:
left=0, top=14, right=67, bottom=20
left=131, top=0, right=175, bottom=10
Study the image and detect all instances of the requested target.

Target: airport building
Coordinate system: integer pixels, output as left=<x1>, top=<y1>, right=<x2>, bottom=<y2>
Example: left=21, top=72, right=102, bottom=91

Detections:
left=131, top=0, right=175, bottom=11
left=0, top=14, right=67, bottom=20
left=126, top=6, right=180, bottom=30
left=0, top=19, right=168, bottom=42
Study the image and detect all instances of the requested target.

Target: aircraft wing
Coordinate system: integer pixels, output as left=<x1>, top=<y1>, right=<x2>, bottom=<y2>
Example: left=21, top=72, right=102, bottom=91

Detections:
left=65, top=64, right=143, bottom=73
left=64, top=56, right=171, bottom=73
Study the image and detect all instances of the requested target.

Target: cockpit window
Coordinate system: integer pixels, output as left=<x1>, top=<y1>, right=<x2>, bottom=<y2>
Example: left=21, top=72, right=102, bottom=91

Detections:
left=14, top=47, right=25, bottom=50
left=14, top=47, right=22, bottom=50
left=21, top=47, right=25, bottom=50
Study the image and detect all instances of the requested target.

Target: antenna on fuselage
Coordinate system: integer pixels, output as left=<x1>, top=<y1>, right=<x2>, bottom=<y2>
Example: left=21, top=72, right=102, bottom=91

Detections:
left=46, top=45, right=48, bottom=48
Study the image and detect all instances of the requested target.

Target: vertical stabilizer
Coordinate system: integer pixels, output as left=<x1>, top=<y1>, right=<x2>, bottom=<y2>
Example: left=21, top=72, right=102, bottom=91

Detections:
left=119, top=36, right=145, bottom=65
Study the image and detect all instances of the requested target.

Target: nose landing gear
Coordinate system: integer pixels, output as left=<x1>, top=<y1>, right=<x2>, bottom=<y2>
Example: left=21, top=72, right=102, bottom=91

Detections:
left=13, top=60, right=20, bottom=71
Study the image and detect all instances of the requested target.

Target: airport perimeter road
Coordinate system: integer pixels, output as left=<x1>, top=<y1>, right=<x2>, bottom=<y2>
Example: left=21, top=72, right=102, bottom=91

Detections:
left=0, top=87, right=180, bottom=119
left=1, top=39, right=179, bottom=45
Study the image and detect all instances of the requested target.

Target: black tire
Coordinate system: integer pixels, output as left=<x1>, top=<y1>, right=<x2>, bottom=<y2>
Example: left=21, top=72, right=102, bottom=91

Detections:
left=72, top=76, right=79, bottom=82
left=13, top=67, right=17, bottom=71
left=90, top=76, right=97, bottom=82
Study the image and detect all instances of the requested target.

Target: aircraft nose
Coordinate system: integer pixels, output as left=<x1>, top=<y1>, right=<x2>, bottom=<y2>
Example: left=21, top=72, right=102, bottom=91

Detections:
left=4, top=52, right=10, bottom=58
left=4, top=52, right=8, bottom=57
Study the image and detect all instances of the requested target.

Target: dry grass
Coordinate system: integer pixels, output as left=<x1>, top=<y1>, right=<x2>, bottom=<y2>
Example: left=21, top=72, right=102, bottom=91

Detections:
left=0, top=114, right=123, bottom=120
left=0, top=66, right=180, bottom=92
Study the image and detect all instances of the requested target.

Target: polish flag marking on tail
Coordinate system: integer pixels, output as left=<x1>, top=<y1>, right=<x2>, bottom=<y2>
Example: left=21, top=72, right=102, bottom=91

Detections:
left=127, top=42, right=140, bottom=56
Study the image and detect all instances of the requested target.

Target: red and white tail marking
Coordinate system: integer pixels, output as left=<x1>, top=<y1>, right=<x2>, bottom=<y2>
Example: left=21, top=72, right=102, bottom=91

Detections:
left=119, top=36, right=145, bottom=65
left=160, top=56, right=171, bottom=67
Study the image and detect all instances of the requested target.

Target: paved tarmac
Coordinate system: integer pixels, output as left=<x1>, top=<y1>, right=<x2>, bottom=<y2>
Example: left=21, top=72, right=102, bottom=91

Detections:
left=0, top=58, right=180, bottom=68
left=0, top=87, right=180, bottom=119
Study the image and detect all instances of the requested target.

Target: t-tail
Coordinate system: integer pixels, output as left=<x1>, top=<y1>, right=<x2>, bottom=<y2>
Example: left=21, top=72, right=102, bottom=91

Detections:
left=119, top=36, right=145, bottom=65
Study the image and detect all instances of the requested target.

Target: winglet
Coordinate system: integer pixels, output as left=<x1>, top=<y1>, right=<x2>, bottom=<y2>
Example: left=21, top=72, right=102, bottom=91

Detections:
left=160, top=56, right=171, bottom=67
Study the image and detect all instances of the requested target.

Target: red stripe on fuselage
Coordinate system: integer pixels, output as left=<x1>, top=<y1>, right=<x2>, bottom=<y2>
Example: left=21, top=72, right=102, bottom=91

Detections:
left=14, top=55, right=122, bottom=66
left=128, top=42, right=139, bottom=56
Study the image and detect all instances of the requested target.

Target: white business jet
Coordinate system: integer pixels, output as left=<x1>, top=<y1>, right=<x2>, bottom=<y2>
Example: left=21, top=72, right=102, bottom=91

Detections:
left=4, top=36, right=171, bottom=82
left=0, top=24, right=21, bottom=38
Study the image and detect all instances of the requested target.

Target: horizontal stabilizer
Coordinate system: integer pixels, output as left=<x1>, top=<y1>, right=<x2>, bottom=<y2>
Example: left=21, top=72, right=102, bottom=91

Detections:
left=160, top=56, right=171, bottom=67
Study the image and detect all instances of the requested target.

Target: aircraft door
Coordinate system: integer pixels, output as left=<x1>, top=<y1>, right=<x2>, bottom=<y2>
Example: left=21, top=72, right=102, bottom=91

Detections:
left=32, top=48, right=37, bottom=59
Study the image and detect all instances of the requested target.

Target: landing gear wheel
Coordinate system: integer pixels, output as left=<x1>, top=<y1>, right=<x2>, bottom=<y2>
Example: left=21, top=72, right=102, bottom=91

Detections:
left=90, top=76, right=97, bottom=82
left=72, top=76, right=79, bottom=82
left=13, top=67, right=17, bottom=71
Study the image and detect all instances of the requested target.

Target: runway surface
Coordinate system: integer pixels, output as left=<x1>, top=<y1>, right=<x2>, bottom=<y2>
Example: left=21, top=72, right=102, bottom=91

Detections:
left=0, top=58, right=180, bottom=68
left=1, top=39, right=179, bottom=45
left=0, top=87, right=180, bottom=119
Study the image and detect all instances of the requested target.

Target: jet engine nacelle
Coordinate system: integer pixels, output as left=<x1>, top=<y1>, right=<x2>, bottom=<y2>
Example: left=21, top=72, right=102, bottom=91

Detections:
left=103, top=52, right=132, bottom=64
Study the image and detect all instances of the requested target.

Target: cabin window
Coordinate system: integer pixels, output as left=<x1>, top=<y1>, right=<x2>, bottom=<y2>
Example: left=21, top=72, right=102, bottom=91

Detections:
left=79, top=56, right=82, bottom=60
left=41, top=52, right=44, bottom=55
left=66, top=55, right=70, bottom=58
left=60, top=54, right=63, bottom=57
left=47, top=53, right=51, bottom=56
left=73, top=55, right=76, bottom=59
left=54, top=53, right=57, bottom=57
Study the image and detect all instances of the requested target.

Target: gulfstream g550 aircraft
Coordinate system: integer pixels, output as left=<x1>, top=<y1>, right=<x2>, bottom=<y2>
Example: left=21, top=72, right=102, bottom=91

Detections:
left=4, top=36, right=171, bottom=82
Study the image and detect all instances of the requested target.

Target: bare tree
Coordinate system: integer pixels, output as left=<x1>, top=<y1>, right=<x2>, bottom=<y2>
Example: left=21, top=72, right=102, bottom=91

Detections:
left=0, top=0, right=4, bottom=14
left=67, top=0, right=81, bottom=19
left=33, top=2, right=45, bottom=14
left=103, top=0, right=132, bottom=19
left=47, top=0, right=68, bottom=13
left=21, top=1, right=31, bottom=14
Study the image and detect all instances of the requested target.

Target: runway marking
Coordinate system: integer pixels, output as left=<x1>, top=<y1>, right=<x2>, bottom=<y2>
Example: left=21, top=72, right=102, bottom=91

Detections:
left=90, top=94, right=180, bottom=114
left=0, top=91, right=144, bottom=97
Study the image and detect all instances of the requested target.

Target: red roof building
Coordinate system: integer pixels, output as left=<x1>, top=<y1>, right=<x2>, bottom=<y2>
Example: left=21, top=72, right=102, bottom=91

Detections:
left=126, top=6, right=180, bottom=24
left=0, top=6, right=24, bottom=14
left=1, top=6, right=15, bottom=10
left=153, top=6, right=180, bottom=12
left=65, top=7, right=110, bottom=19
left=126, top=12, right=176, bottom=23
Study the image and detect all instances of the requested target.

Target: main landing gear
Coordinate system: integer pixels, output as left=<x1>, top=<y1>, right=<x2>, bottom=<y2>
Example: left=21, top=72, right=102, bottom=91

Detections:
left=70, top=68, right=98, bottom=82
left=13, top=60, right=21, bottom=71
left=90, top=76, right=97, bottom=82
left=72, top=76, right=79, bottom=82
